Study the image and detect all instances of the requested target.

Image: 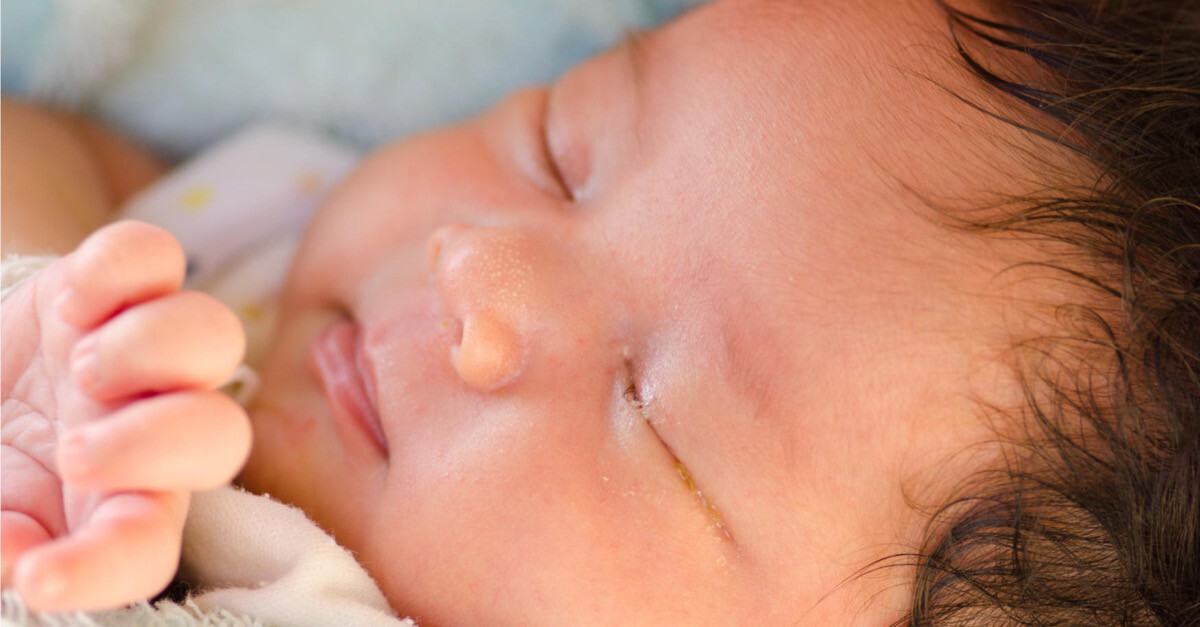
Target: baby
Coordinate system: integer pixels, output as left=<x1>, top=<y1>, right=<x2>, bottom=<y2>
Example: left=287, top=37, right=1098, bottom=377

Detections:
left=4, top=0, right=1198, bottom=625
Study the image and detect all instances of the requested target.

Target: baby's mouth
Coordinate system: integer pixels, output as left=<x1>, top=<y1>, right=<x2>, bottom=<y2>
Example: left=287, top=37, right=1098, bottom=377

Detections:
left=310, top=319, right=389, bottom=457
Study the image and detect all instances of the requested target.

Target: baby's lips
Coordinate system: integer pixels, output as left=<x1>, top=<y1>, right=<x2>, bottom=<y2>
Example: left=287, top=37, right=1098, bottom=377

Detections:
left=452, top=310, right=525, bottom=392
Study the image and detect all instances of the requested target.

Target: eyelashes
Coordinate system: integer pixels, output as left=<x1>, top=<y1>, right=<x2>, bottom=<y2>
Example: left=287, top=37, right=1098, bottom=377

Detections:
left=621, top=351, right=649, bottom=413
left=623, top=378, right=646, bottom=410
left=539, top=100, right=575, bottom=202
left=622, top=359, right=732, bottom=541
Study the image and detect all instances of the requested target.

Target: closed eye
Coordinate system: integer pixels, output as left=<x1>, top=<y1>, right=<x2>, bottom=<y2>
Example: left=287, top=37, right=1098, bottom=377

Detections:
left=539, top=95, right=575, bottom=201
left=623, top=364, right=733, bottom=541
left=676, top=461, right=731, bottom=540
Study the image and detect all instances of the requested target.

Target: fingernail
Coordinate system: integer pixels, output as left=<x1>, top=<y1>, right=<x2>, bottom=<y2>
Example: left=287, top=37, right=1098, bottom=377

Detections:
left=72, top=337, right=101, bottom=391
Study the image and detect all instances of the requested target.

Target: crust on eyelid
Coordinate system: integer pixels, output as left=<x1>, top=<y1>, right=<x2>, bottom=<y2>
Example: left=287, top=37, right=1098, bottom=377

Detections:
left=619, top=356, right=733, bottom=542
left=676, top=461, right=733, bottom=541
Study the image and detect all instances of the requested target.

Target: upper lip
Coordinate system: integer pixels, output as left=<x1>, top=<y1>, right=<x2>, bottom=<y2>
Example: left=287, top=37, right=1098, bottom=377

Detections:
left=354, top=283, right=452, bottom=443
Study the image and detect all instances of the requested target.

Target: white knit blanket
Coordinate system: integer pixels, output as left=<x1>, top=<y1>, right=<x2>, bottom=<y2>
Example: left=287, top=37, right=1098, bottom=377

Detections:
left=1, top=488, right=413, bottom=627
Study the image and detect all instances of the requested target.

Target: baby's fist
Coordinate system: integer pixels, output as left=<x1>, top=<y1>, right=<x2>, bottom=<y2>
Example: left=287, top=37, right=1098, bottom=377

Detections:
left=2, top=221, right=251, bottom=611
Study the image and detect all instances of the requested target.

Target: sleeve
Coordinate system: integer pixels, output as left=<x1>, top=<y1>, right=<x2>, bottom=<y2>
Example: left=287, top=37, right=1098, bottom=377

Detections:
left=179, top=487, right=415, bottom=627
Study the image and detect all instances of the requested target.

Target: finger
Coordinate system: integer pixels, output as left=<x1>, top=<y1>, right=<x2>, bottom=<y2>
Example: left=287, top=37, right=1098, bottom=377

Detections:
left=71, top=291, right=245, bottom=401
left=59, top=391, right=252, bottom=492
left=13, top=490, right=187, bottom=612
left=1, top=442, right=68, bottom=535
left=57, top=220, right=186, bottom=329
left=1, top=511, right=52, bottom=587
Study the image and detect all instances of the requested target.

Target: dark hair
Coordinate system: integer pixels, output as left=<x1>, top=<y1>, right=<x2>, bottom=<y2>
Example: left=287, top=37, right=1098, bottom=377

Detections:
left=904, top=1, right=1200, bottom=624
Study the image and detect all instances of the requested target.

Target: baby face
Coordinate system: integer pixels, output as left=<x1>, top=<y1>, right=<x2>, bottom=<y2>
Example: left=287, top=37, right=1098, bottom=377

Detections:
left=242, top=0, right=1059, bottom=623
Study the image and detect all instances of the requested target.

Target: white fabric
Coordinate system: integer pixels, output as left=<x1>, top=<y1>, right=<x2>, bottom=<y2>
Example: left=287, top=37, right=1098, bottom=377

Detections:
left=0, top=255, right=56, bottom=300
left=181, top=487, right=413, bottom=627
left=119, top=123, right=356, bottom=287
left=2, top=589, right=265, bottom=626
left=2, top=0, right=700, bottom=157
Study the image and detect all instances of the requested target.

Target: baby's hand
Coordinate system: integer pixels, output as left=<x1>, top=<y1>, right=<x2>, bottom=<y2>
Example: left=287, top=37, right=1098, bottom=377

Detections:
left=1, top=221, right=250, bottom=612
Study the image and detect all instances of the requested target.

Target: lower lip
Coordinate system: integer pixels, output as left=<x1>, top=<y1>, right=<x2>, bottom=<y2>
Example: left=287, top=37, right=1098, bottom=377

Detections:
left=310, top=320, right=389, bottom=457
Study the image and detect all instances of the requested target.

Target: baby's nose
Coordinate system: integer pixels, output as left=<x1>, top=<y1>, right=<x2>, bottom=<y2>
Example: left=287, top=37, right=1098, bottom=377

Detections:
left=426, top=224, right=541, bottom=392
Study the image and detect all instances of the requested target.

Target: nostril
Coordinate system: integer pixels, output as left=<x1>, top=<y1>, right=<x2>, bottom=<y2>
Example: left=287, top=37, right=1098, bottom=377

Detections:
left=429, top=224, right=541, bottom=392
left=452, top=310, right=524, bottom=392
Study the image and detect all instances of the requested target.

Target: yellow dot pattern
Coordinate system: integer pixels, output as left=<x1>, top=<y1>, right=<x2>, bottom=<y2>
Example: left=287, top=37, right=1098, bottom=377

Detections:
left=181, top=185, right=214, bottom=212
left=239, top=303, right=266, bottom=323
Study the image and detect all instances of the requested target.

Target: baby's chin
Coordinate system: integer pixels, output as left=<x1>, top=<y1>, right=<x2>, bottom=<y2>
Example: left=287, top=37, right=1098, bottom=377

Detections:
left=237, top=404, right=317, bottom=508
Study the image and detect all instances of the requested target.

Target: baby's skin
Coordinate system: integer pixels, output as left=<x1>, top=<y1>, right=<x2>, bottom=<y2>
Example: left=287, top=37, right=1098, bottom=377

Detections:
left=1, top=221, right=250, bottom=609
left=2, top=0, right=1089, bottom=623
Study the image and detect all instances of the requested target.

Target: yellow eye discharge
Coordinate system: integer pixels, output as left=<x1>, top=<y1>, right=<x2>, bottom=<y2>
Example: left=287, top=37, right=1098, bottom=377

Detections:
left=675, top=461, right=731, bottom=540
